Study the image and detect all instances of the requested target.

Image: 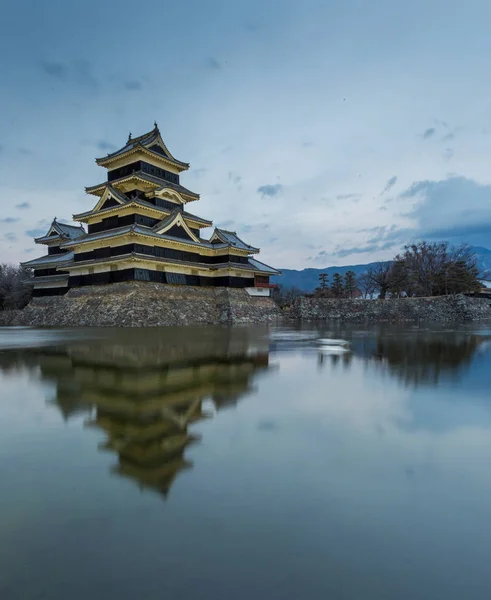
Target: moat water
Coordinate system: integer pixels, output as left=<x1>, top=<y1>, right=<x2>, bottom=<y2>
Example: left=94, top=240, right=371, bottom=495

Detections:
left=1, top=324, right=491, bottom=600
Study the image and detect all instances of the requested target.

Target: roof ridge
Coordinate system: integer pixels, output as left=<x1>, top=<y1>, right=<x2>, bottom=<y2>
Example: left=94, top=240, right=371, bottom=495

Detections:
left=128, top=124, right=158, bottom=144
left=95, top=125, right=189, bottom=168
left=57, top=221, right=85, bottom=230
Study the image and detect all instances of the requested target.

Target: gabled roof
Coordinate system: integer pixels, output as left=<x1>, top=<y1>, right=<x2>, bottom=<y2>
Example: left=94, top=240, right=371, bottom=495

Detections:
left=74, top=195, right=211, bottom=227
left=22, top=251, right=74, bottom=268
left=210, top=229, right=259, bottom=253
left=248, top=258, right=280, bottom=275
left=85, top=172, right=199, bottom=202
left=90, top=185, right=129, bottom=212
left=152, top=209, right=200, bottom=243
left=95, top=124, right=189, bottom=171
left=59, top=224, right=228, bottom=250
left=34, top=219, right=86, bottom=243
left=73, top=198, right=213, bottom=227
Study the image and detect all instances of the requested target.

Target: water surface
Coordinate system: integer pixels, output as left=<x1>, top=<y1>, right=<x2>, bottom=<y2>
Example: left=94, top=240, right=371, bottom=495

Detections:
left=1, top=324, right=491, bottom=600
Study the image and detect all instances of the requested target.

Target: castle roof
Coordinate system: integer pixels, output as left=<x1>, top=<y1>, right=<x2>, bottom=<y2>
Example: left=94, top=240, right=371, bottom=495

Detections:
left=59, top=224, right=228, bottom=250
left=74, top=192, right=211, bottom=227
left=86, top=171, right=199, bottom=202
left=34, top=219, right=86, bottom=244
left=22, top=251, right=74, bottom=268
left=95, top=124, right=189, bottom=171
left=211, top=228, right=259, bottom=252
left=248, top=258, right=280, bottom=275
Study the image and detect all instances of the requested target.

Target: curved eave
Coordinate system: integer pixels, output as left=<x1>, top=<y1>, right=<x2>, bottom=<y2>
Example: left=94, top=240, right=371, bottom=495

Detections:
left=60, top=224, right=236, bottom=252
left=95, top=144, right=189, bottom=172
left=74, top=200, right=212, bottom=228
left=27, top=274, right=69, bottom=285
left=34, top=235, right=64, bottom=244
left=252, top=267, right=281, bottom=276
left=65, top=252, right=261, bottom=273
left=85, top=173, right=199, bottom=203
left=248, top=258, right=280, bottom=275
left=210, top=243, right=259, bottom=255
left=22, top=259, right=73, bottom=269
left=210, top=229, right=259, bottom=253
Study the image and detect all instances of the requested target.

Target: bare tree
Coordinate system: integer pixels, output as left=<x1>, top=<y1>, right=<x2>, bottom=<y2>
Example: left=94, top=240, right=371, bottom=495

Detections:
left=396, top=242, right=480, bottom=296
left=273, top=284, right=304, bottom=308
left=0, top=264, right=32, bottom=310
left=357, top=271, right=377, bottom=298
left=366, top=262, right=393, bottom=299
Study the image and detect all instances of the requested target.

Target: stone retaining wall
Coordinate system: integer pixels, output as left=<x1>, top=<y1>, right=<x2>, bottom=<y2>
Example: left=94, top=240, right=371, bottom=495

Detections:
left=292, top=294, right=491, bottom=323
left=0, top=282, right=282, bottom=327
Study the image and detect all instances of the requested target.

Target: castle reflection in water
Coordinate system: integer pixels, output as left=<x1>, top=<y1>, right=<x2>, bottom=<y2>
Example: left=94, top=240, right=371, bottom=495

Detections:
left=0, top=325, right=488, bottom=498
left=0, top=327, right=272, bottom=499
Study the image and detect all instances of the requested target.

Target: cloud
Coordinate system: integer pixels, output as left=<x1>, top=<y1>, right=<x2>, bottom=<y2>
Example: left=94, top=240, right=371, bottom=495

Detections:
left=312, top=250, right=329, bottom=262
left=25, top=228, right=47, bottom=238
left=245, top=22, right=259, bottom=32
left=331, top=225, right=405, bottom=259
left=423, top=127, right=436, bottom=139
left=399, top=176, right=491, bottom=247
left=257, top=184, right=283, bottom=197
left=41, top=59, right=98, bottom=90
left=18, top=147, right=33, bottom=155
left=217, top=220, right=235, bottom=228
left=442, top=132, right=455, bottom=142
left=16, top=202, right=30, bottom=209
left=206, top=57, right=222, bottom=70
left=0, top=217, right=20, bottom=223
left=4, top=232, right=17, bottom=242
left=124, top=80, right=142, bottom=90
left=96, top=140, right=116, bottom=151
left=381, top=175, right=397, bottom=195
left=241, top=223, right=270, bottom=233
left=332, top=240, right=399, bottom=258
left=228, top=172, right=242, bottom=188
left=190, top=168, right=208, bottom=178
left=443, top=148, right=454, bottom=161
left=336, top=193, right=360, bottom=200
left=41, top=61, right=67, bottom=80
left=72, top=59, right=98, bottom=90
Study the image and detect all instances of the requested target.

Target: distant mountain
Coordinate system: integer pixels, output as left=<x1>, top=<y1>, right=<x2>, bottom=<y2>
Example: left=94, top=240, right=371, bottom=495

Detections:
left=272, top=246, right=491, bottom=292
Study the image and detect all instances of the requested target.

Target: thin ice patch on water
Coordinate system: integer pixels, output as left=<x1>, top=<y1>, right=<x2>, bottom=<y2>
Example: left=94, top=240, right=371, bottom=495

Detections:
left=269, top=331, right=320, bottom=342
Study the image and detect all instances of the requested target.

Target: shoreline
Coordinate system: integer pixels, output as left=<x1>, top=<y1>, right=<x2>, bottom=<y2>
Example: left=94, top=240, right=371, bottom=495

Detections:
left=0, top=285, right=490, bottom=327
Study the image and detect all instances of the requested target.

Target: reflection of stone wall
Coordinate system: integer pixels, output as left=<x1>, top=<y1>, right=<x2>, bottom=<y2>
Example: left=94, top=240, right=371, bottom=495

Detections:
left=0, top=282, right=282, bottom=327
left=293, top=294, right=491, bottom=323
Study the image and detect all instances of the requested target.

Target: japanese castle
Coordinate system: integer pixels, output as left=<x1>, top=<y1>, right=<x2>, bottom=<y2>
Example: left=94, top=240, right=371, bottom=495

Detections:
left=23, top=124, right=279, bottom=297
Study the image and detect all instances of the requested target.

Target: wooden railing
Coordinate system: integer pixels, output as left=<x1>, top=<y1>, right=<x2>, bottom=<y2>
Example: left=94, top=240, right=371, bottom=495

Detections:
left=254, top=282, right=278, bottom=289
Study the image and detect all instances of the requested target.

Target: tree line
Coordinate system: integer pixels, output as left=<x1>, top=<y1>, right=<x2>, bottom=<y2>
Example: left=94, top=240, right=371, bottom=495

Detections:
left=316, top=241, right=481, bottom=299
left=0, top=264, right=32, bottom=310
left=274, top=241, right=482, bottom=306
left=315, top=270, right=358, bottom=298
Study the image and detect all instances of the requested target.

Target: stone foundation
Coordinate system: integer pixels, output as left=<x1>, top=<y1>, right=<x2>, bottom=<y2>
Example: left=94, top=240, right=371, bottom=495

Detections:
left=0, top=282, right=282, bottom=327
left=292, top=294, right=491, bottom=323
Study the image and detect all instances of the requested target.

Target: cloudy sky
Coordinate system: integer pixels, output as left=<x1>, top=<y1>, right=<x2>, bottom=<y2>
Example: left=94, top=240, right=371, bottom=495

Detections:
left=1, top=0, right=491, bottom=269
